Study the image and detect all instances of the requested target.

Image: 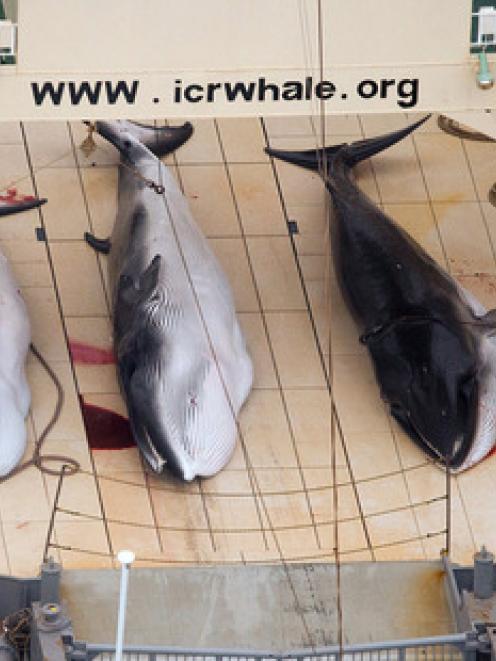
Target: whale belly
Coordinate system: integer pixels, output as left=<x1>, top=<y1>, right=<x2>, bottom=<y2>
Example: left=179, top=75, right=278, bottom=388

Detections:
left=0, top=252, right=30, bottom=476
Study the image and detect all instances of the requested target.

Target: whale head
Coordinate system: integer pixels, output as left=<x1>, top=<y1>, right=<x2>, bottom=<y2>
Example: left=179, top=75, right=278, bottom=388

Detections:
left=368, top=317, right=479, bottom=469
left=125, top=355, right=240, bottom=481
left=115, top=255, right=250, bottom=481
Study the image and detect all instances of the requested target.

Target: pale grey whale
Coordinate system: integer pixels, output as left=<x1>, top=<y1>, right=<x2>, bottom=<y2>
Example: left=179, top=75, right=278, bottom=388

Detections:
left=86, top=121, right=253, bottom=481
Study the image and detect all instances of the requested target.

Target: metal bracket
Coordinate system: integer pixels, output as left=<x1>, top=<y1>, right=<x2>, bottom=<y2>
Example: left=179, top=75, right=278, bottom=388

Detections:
left=0, top=20, right=15, bottom=56
left=287, top=220, right=299, bottom=234
left=476, top=6, right=496, bottom=46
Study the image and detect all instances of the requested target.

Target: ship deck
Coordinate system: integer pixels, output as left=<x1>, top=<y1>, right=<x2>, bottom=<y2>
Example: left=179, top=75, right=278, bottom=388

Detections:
left=0, top=113, right=494, bottom=576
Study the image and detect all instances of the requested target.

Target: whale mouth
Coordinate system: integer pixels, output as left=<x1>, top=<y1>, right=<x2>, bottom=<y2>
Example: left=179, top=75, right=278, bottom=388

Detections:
left=136, top=425, right=167, bottom=473
left=391, top=390, right=496, bottom=473
left=408, top=413, right=474, bottom=470
left=453, top=373, right=496, bottom=472
left=447, top=336, right=496, bottom=472
left=390, top=403, right=473, bottom=470
left=129, top=412, right=197, bottom=481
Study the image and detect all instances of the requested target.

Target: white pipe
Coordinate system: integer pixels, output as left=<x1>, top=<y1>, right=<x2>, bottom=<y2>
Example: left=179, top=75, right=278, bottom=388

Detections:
left=115, top=549, right=135, bottom=661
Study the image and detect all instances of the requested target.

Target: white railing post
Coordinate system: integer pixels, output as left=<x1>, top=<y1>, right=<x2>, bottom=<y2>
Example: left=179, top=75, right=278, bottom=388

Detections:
left=115, top=549, right=135, bottom=661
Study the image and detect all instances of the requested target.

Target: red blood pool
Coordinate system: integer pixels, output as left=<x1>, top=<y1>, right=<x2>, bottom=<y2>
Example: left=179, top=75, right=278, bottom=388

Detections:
left=80, top=396, right=135, bottom=450
left=69, top=340, right=115, bottom=365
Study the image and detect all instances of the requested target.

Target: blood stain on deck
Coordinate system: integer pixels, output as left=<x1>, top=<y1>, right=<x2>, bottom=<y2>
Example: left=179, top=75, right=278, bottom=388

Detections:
left=80, top=397, right=135, bottom=450
left=69, top=340, right=115, bottom=365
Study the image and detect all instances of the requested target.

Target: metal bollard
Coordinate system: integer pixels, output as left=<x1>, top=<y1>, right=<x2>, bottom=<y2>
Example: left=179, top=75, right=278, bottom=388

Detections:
left=40, top=559, right=62, bottom=605
left=474, top=546, right=494, bottom=600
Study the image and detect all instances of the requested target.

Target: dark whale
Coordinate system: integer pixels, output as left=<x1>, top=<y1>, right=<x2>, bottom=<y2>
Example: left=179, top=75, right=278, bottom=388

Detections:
left=266, top=117, right=496, bottom=471
left=86, top=121, right=253, bottom=481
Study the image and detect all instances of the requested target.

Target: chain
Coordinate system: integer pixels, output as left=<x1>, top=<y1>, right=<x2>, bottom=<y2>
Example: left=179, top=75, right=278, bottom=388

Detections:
left=119, top=157, right=165, bottom=195
left=80, top=122, right=165, bottom=195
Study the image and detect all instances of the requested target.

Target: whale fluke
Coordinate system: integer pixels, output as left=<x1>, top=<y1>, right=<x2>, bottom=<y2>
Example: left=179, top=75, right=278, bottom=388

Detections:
left=0, top=193, right=47, bottom=217
left=265, top=115, right=431, bottom=173
left=128, top=121, right=194, bottom=158
left=94, top=120, right=193, bottom=160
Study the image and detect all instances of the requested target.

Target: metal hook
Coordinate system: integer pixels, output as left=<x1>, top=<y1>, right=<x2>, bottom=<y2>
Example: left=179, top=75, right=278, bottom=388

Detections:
left=80, top=122, right=97, bottom=157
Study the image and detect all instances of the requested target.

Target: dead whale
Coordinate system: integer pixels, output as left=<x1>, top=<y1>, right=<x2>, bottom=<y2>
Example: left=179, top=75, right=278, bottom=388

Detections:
left=266, top=116, right=496, bottom=471
left=86, top=121, right=253, bottom=481
left=0, top=191, right=46, bottom=476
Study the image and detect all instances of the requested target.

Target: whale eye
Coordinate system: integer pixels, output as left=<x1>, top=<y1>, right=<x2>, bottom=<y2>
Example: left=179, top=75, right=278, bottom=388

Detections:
left=123, top=139, right=132, bottom=149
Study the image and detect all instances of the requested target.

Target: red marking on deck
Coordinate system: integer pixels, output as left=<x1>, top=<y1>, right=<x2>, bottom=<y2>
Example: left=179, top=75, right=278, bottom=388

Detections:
left=80, top=397, right=135, bottom=450
left=69, top=340, right=115, bottom=365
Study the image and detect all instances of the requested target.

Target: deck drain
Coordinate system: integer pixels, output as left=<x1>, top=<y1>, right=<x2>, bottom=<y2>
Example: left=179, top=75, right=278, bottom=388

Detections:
left=288, top=219, right=299, bottom=234
left=35, top=226, right=46, bottom=241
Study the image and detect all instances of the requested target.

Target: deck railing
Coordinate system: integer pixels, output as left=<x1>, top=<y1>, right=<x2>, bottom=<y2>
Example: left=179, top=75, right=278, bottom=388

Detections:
left=66, top=634, right=473, bottom=661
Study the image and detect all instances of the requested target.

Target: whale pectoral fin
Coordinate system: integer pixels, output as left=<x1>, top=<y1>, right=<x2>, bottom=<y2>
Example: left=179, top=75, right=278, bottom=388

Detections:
left=84, top=232, right=111, bottom=255
left=139, top=255, right=162, bottom=295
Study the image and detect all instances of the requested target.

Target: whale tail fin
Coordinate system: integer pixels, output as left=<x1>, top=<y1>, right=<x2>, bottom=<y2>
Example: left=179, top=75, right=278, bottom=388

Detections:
left=0, top=189, right=46, bottom=218
left=93, top=120, right=193, bottom=159
left=265, top=114, right=431, bottom=174
left=124, top=121, right=193, bottom=158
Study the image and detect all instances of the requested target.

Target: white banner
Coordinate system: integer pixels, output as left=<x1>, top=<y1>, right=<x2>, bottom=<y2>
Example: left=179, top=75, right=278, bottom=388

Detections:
left=0, top=64, right=495, bottom=121
left=0, top=0, right=492, bottom=120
